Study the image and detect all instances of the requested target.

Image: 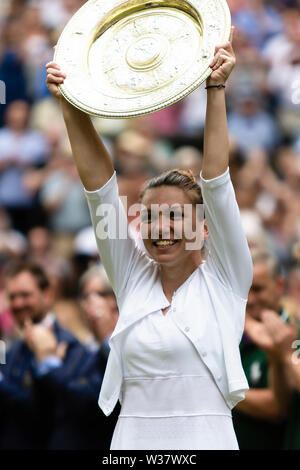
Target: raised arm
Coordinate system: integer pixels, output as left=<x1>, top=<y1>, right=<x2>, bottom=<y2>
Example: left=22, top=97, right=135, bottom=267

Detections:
left=200, top=27, right=253, bottom=299
left=46, top=60, right=149, bottom=298
left=202, top=27, right=236, bottom=180
left=46, top=61, right=114, bottom=191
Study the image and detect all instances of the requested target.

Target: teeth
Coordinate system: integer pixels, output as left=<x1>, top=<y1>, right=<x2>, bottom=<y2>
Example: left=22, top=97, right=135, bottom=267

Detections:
left=155, top=240, right=176, bottom=247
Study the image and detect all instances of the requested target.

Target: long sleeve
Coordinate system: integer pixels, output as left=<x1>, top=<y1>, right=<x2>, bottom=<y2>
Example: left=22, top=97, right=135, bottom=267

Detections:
left=200, top=168, right=253, bottom=300
left=84, top=171, right=149, bottom=300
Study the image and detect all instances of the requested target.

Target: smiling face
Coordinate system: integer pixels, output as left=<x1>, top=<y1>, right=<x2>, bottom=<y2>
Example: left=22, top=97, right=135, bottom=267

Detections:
left=140, top=185, right=208, bottom=267
left=6, top=271, right=50, bottom=327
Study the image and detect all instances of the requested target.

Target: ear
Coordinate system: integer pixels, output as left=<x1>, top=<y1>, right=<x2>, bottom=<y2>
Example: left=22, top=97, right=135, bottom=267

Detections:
left=203, top=220, right=209, bottom=240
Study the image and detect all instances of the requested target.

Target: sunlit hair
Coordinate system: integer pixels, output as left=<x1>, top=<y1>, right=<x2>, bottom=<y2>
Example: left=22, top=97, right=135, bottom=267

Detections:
left=140, top=169, right=203, bottom=205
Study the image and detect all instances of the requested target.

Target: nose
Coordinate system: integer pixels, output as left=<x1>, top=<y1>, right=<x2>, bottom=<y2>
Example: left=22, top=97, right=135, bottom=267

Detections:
left=154, top=214, right=172, bottom=239
left=11, top=295, right=26, bottom=311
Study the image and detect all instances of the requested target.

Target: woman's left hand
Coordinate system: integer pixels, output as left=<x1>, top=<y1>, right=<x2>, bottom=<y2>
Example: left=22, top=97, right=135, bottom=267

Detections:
left=206, top=26, right=236, bottom=86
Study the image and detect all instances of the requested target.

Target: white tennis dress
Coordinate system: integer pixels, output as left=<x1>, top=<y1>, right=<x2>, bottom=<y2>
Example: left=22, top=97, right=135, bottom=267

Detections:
left=84, top=168, right=253, bottom=450
left=111, top=308, right=238, bottom=450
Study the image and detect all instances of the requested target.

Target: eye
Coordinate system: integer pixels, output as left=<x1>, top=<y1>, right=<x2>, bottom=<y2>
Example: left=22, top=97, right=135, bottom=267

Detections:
left=169, top=210, right=183, bottom=220
left=141, top=210, right=157, bottom=223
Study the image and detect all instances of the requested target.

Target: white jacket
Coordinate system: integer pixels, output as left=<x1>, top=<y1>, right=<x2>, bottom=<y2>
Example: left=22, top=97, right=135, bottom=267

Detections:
left=84, top=168, right=253, bottom=416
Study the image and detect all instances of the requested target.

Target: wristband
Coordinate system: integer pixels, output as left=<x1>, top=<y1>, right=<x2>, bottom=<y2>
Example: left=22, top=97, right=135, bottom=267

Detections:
left=205, top=84, right=226, bottom=89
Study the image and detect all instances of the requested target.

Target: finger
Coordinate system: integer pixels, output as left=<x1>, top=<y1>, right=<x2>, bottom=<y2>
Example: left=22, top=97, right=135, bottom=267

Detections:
left=261, top=310, right=279, bottom=325
left=46, top=61, right=61, bottom=70
left=210, top=49, right=232, bottom=70
left=212, top=54, right=226, bottom=70
left=47, top=74, right=65, bottom=84
left=24, top=318, right=33, bottom=331
left=46, top=322, right=55, bottom=333
left=210, top=45, right=232, bottom=67
left=47, top=68, right=66, bottom=78
left=210, top=51, right=220, bottom=68
left=229, top=25, right=235, bottom=44
left=262, top=310, right=281, bottom=322
left=210, top=49, right=226, bottom=67
left=215, top=41, right=234, bottom=62
left=217, top=48, right=231, bottom=58
left=262, top=311, right=283, bottom=336
left=56, top=342, right=68, bottom=360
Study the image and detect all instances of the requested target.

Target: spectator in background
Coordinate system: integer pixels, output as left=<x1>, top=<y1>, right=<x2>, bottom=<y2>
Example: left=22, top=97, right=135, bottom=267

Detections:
left=27, top=227, right=70, bottom=275
left=0, top=257, right=16, bottom=348
left=172, top=146, right=203, bottom=181
left=253, top=149, right=300, bottom=267
left=20, top=3, right=53, bottom=101
left=26, top=226, right=72, bottom=300
left=114, top=129, right=154, bottom=177
left=232, top=249, right=288, bottom=449
left=232, top=0, right=283, bottom=50
left=0, top=14, right=28, bottom=125
left=72, top=225, right=101, bottom=282
left=179, top=86, right=207, bottom=135
left=228, top=88, right=280, bottom=158
left=242, top=300, right=300, bottom=450
left=0, top=207, right=26, bottom=347
left=36, top=0, right=86, bottom=30
left=40, top=151, right=91, bottom=234
left=0, top=261, right=109, bottom=450
left=78, top=264, right=120, bottom=446
left=79, top=264, right=119, bottom=353
left=285, top=264, right=300, bottom=319
left=263, top=6, right=300, bottom=138
left=114, top=130, right=155, bottom=218
left=0, top=100, right=49, bottom=233
left=0, top=208, right=27, bottom=258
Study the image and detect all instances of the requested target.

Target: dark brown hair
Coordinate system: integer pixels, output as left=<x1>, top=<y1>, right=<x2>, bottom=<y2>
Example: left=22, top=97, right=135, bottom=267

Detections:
left=140, top=169, right=203, bottom=204
left=4, top=261, right=50, bottom=291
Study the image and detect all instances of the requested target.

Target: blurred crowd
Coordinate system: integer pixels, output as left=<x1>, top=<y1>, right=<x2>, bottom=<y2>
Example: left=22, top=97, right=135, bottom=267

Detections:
left=0, top=0, right=299, bottom=450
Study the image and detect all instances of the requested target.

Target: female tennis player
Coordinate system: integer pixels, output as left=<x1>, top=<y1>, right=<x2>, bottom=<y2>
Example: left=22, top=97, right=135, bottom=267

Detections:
left=46, top=26, right=253, bottom=450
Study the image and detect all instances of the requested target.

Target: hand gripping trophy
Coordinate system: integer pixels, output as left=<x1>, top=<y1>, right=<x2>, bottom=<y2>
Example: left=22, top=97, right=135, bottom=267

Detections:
left=53, top=0, right=232, bottom=118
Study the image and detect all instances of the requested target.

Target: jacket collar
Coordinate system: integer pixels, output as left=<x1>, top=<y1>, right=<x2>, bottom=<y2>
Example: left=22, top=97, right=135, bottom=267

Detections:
left=111, top=276, right=170, bottom=341
left=110, top=264, right=203, bottom=342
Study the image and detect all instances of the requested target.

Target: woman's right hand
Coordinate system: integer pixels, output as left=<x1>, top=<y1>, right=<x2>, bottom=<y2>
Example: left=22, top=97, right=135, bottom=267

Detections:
left=46, top=61, right=66, bottom=100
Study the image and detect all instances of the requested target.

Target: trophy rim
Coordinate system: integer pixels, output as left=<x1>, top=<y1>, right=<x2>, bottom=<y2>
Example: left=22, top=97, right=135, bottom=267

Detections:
left=55, top=0, right=231, bottom=119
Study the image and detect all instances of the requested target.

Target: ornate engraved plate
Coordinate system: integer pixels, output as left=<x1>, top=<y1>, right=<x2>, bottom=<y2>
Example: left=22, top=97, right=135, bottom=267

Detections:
left=54, top=0, right=231, bottom=118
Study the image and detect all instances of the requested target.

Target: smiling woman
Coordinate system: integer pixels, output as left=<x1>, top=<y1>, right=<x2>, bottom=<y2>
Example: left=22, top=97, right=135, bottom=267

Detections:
left=46, top=26, right=253, bottom=450
left=139, top=168, right=206, bottom=259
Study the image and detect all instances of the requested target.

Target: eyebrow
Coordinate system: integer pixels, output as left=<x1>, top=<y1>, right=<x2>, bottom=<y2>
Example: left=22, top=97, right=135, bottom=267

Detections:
left=143, top=205, right=186, bottom=210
